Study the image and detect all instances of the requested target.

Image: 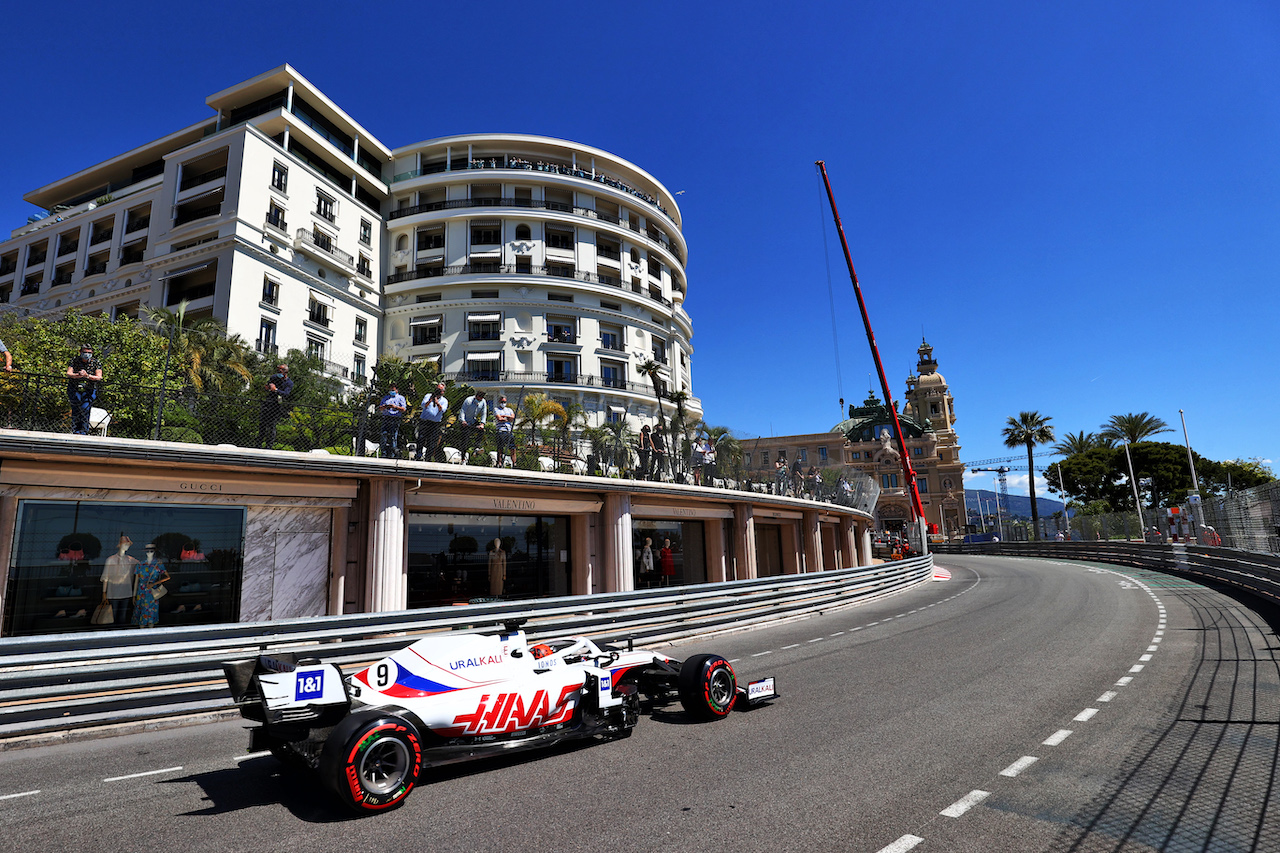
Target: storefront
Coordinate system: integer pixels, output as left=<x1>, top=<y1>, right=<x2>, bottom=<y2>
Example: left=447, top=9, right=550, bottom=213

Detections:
left=630, top=502, right=733, bottom=588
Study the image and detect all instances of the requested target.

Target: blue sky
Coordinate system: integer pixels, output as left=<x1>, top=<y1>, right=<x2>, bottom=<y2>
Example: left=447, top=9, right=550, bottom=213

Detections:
left=2, top=1, right=1276, bottom=497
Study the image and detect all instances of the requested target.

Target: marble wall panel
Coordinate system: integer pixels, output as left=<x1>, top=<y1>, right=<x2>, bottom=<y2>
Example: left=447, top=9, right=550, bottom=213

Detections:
left=241, top=506, right=332, bottom=621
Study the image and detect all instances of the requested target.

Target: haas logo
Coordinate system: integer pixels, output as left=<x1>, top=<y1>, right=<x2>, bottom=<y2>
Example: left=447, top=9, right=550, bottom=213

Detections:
left=449, top=684, right=579, bottom=735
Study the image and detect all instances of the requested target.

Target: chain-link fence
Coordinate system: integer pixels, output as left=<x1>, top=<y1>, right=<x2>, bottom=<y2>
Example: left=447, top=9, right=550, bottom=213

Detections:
left=0, top=368, right=880, bottom=514
left=1201, top=481, right=1280, bottom=553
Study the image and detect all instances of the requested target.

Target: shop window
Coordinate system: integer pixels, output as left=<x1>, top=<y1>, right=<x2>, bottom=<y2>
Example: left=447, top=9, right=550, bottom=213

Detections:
left=5, top=501, right=245, bottom=637
left=632, top=520, right=706, bottom=589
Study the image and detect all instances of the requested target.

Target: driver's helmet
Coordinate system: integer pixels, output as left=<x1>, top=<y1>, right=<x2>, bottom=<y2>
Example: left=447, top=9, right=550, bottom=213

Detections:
left=530, top=643, right=554, bottom=660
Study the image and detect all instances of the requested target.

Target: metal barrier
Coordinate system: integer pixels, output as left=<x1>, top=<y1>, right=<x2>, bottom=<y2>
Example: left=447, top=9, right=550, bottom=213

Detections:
left=933, top=541, right=1280, bottom=605
left=0, top=555, right=932, bottom=740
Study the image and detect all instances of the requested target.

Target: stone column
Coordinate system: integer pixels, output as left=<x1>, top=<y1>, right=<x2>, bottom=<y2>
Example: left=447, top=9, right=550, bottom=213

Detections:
left=781, top=521, right=800, bottom=574
left=366, top=478, right=406, bottom=612
left=602, top=493, right=633, bottom=592
left=802, top=510, right=821, bottom=573
left=859, top=523, right=874, bottom=566
left=733, top=503, right=757, bottom=580
left=839, top=515, right=857, bottom=569
left=570, top=513, right=594, bottom=595
left=706, top=518, right=727, bottom=583
left=327, top=505, right=349, bottom=615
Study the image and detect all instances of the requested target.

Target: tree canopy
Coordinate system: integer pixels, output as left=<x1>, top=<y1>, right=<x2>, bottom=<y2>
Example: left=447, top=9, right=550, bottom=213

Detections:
left=1100, top=412, right=1172, bottom=444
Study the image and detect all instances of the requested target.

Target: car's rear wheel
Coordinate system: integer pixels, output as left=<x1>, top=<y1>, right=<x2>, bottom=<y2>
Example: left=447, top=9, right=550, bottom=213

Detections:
left=678, top=654, right=737, bottom=720
left=320, top=712, right=422, bottom=812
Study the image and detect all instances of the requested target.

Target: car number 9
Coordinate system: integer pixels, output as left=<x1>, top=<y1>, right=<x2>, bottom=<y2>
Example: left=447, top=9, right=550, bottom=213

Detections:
left=372, top=660, right=396, bottom=690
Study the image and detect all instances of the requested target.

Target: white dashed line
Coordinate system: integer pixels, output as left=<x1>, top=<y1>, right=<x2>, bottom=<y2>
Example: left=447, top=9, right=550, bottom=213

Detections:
left=875, top=835, right=924, bottom=853
left=1074, top=708, right=1099, bottom=722
left=0, top=790, right=40, bottom=801
left=781, top=644, right=801, bottom=650
left=751, top=651, right=772, bottom=657
left=831, top=631, right=844, bottom=636
left=1097, top=691, right=1118, bottom=703
left=849, top=626, right=863, bottom=632
left=1155, top=630, right=1164, bottom=637
left=941, top=790, right=990, bottom=817
left=1130, top=664, right=1145, bottom=673
left=1147, top=645, right=1158, bottom=651
left=233, top=751, right=270, bottom=763
left=1116, top=676, right=1133, bottom=686
left=868, top=621, right=880, bottom=626
left=1043, top=729, right=1073, bottom=746
left=1000, top=756, right=1038, bottom=777
left=807, top=638, right=823, bottom=643
left=103, top=766, right=184, bottom=782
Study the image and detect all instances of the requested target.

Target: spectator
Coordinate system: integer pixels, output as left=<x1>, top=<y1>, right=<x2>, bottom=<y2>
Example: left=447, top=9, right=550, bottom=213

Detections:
left=650, top=428, right=667, bottom=481
left=637, top=425, right=656, bottom=480
left=414, top=383, right=448, bottom=462
left=459, top=390, right=488, bottom=463
left=493, top=394, right=516, bottom=467
left=257, top=364, right=293, bottom=448
left=775, top=457, right=789, bottom=495
left=66, top=344, right=102, bottom=435
left=0, top=338, right=12, bottom=371
left=791, top=457, right=803, bottom=496
left=377, top=383, right=407, bottom=457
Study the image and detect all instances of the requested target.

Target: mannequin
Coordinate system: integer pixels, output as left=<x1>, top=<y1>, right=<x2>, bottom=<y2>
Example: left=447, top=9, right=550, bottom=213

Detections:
left=132, top=543, right=170, bottom=629
left=488, top=538, right=506, bottom=598
left=100, top=534, right=138, bottom=625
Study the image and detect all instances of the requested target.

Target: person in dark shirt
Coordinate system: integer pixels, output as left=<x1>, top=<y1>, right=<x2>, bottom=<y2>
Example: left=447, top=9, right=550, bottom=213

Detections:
left=257, top=364, right=294, bottom=448
left=66, top=344, right=102, bottom=435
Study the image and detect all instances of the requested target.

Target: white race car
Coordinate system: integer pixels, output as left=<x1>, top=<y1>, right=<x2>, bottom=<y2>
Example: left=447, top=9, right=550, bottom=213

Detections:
left=223, top=621, right=778, bottom=812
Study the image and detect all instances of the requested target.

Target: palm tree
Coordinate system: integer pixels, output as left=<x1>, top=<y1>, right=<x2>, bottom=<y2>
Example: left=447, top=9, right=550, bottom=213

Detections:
left=1053, top=430, right=1107, bottom=456
left=702, top=424, right=742, bottom=483
left=1099, top=412, right=1172, bottom=445
left=637, top=359, right=671, bottom=476
left=516, top=393, right=564, bottom=457
left=1002, top=411, right=1055, bottom=540
left=550, top=399, right=588, bottom=461
left=144, top=301, right=251, bottom=392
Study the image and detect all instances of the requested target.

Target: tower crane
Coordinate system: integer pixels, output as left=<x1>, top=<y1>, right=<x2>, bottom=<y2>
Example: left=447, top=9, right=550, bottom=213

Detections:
left=968, top=466, right=1011, bottom=531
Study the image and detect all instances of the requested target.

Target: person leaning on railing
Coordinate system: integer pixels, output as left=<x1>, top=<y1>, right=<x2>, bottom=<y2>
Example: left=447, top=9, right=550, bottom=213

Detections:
left=414, top=382, right=448, bottom=462
left=66, top=344, right=102, bottom=435
left=377, top=384, right=407, bottom=458
left=257, top=364, right=293, bottom=449
left=459, top=389, right=488, bottom=464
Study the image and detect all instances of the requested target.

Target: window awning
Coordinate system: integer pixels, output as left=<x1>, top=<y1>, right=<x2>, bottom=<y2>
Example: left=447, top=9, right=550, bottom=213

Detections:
left=608, top=405, right=626, bottom=414
left=469, top=219, right=500, bottom=227
left=467, top=312, right=501, bottom=322
left=410, top=316, right=441, bottom=325
left=309, top=288, right=335, bottom=306
left=466, top=351, right=501, bottom=362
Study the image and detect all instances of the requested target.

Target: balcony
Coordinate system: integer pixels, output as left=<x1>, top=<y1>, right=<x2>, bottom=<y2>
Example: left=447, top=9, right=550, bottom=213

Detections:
left=20, top=281, right=42, bottom=297
left=52, top=271, right=73, bottom=286
left=57, top=241, right=79, bottom=257
left=468, top=330, right=501, bottom=342
left=174, top=202, right=221, bottom=227
left=0, top=260, right=15, bottom=277
left=307, top=310, right=332, bottom=328
left=85, top=261, right=108, bottom=276
left=90, top=229, right=113, bottom=246
left=433, top=369, right=660, bottom=394
left=322, top=360, right=349, bottom=379
left=315, top=204, right=336, bottom=223
left=295, top=228, right=354, bottom=270
left=26, top=251, right=47, bottom=267
left=356, top=260, right=372, bottom=279
left=596, top=245, right=621, bottom=261
left=547, top=329, right=577, bottom=344
left=120, top=246, right=146, bottom=266
left=125, top=216, right=150, bottom=234
left=265, top=212, right=288, bottom=232
left=179, top=165, right=227, bottom=192
left=383, top=263, right=666, bottom=302
left=255, top=339, right=279, bottom=355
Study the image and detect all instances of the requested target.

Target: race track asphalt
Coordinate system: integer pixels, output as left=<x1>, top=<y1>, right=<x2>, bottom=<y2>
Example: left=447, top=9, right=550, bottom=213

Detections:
left=0, top=554, right=1275, bottom=853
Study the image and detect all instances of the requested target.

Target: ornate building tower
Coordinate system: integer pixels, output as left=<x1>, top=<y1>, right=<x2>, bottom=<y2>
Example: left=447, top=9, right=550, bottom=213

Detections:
left=902, top=339, right=964, bottom=535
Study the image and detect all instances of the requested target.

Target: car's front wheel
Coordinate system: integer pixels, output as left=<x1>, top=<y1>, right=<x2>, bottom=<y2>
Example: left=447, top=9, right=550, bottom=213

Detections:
left=678, top=654, right=737, bottom=720
left=319, top=712, right=422, bottom=812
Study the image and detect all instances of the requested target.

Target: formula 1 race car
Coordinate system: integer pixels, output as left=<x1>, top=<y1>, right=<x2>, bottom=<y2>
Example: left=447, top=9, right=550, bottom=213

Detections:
left=223, top=621, right=778, bottom=812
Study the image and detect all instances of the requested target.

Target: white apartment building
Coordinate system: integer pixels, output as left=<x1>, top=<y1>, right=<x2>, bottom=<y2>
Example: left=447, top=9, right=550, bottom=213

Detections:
left=0, top=66, right=700, bottom=429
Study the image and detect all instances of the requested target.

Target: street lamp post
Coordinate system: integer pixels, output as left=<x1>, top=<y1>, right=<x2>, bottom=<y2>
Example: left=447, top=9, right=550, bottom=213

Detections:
left=1122, top=440, right=1148, bottom=534
left=1179, top=409, right=1207, bottom=539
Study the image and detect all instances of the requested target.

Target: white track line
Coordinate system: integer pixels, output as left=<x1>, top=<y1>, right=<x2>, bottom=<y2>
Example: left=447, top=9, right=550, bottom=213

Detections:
left=1130, top=664, right=1145, bottom=673
left=103, top=766, right=183, bottom=782
left=1074, top=708, right=1099, bottom=722
left=1000, top=756, right=1038, bottom=777
left=0, top=790, right=40, bottom=801
left=875, top=835, right=924, bottom=853
left=1097, top=691, right=1118, bottom=703
left=941, top=789, right=990, bottom=817
left=1043, top=729, right=1073, bottom=746
left=751, top=651, right=772, bottom=657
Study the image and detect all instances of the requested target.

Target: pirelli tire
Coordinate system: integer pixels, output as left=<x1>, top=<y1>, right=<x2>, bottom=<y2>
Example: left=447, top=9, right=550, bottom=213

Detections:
left=319, top=711, right=423, bottom=813
left=678, top=654, right=738, bottom=720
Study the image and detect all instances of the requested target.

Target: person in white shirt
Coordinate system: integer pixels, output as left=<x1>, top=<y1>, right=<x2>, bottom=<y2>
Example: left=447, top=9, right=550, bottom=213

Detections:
left=493, top=395, right=516, bottom=467
left=414, top=383, right=448, bottom=462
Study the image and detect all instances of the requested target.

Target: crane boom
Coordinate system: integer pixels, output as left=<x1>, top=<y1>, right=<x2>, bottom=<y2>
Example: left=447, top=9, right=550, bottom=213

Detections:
left=816, top=160, right=925, bottom=522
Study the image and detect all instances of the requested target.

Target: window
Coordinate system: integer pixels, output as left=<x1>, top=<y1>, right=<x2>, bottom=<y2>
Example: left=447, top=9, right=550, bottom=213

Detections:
left=467, top=313, right=501, bottom=341
left=266, top=201, right=287, bottom=231
left=311, top=228, right=334, bottom=252
left=546, top=227, right=574, bottom=250
left=600, top=360, right=625, bottom=389
left=471, top=289, right=499, bottom=299
left=272, top=162, right=288, bottom=192
left=315, top=192, right=336, bottom=222
left=416, top=227, right=444, bottom=251
left=307, top=299, right=330, bottom=327
left=607, top=409, right=623, bottom=425
left=547, top=355, right=577, bottom=383
left=465, top=351, right=501, bottom=381
left=357, top=255, right=372, bottom=278
left=600, top=300, right=621, bottom=311
left=396, top=234, right=409, bottom=251
left=848, top=451, right=860, bottom=460
left=261, top=276, right=278, bottom=305
left=630, top=248, right=640, bottom=263
left=600, top=325, right=622, bottom=351
left=353, top=355, right=367, bottom=384
left=355, top=317, right=367, bottom=343
left=412, top=315, right=442, bottom=346
left=548, top=292, right=573, bottom=302
left=360, top=219, right=372, bottom=246
left=818, top=447, right=828, bottom=463
left=515, top=224, right=531, bottom=240
left=648, top=257, right=662, bottom=278
left=257, top=318, right=277, bottom=354
left=744, top=453, right=753, bottom=469
left=912, top=446, right=923, bottom=456
left=27, top=242, right=48, bottom=267
left=761, top=451, right=769, bottom=466
left=470, top=221, right=501, bottom=245
left=881, top=473, right=899, bottom=489
left=651, top=337, right=667, bottom=365
left=930, top=403, right=940, bottom=415
left=515, top=255, right=532, bottom=274
left=306, top=337, right=326, bottom=360
left=417, top=293, right=442, bottom=302
left=799, top=449, right=808, bottom=463
left=547, top=317, right=575, bottom=343
left=918, top=478, right=928, bottom=494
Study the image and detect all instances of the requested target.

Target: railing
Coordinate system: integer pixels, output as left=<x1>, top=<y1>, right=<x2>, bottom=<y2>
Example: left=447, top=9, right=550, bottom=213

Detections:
left=547, top=330, right=577, bottom=344
left=0, top=556, right=930, bottom=738
left=19, top=282, right=41, bottom=297
left=315, top=205, right=336, bottom=223
left=0, top=262, right=15, bottom=277
left=52, top=272, right=72, bottom=286
left=90, top=230, right=112, bottom=245
left=26, top=252, right=46, bottom=267
left=264, top=212, right=287, bottom=231
left=57, top=242, right=78, bottom=257
left=174, top=203, right=221, bottom=226
left=295, top=228, right=354, bottom=267
left=323, top=359, right=349, bottom=379
left=120, top=247, right=146, bottom=265
left=386, top=197, right=683, bottom=263
left=385, top=263, right=671, bottom=304
left=254, top=339, right=278, bottom=355
left=389, top=155, right=676, bottom=225
left=125, top=217, right=149, bottom=233
left=178, top=165, right=227, bottom=191
left=596, top=245, right=621, bottom=260
left=85, top=262, right=108, bottom=276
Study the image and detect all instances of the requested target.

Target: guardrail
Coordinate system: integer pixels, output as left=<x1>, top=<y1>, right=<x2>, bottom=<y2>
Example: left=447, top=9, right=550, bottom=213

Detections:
left=933, top=541, right=1280, bottom=604
left=0, top=555, right=932, bottom=741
